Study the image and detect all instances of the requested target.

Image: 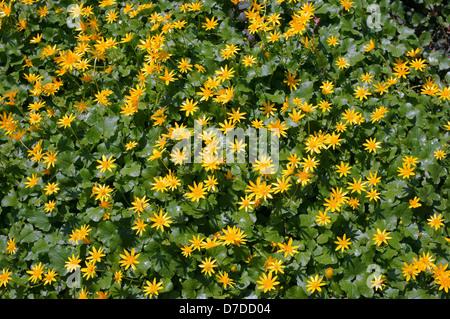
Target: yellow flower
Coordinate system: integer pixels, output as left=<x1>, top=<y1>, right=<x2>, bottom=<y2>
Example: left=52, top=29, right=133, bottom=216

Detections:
left=129, top=196, right=150, bottom=215
left=405, top=48, right=420, bottom=57
left=87, top=246, right=106, bottom=264
left=306, top=274, right=326, bottom=294
left=427, top=213, right=444, bottom=230
left=91, top=183, right=113, bottom=202
left=96, top=155, right=116, bottom=173
left=272, top=176, right=292, bottom=194
left=0, top=268, right=12, bottom=288
left=43, top=269, right=58, bottom=285
left=149, top=210, right=172, bottom=232
left=245, top=177, right=274, bottom=201
left=397, top=163, right=415, bottom=179
left=30, top=33, right=43, bottom=44
left=143, top=278, right=164, bottom=298
left=120, top=32, right=134, bottom=43
left=363, top=39, right=375, bottom=53
left=408, top=196, right=421, bottom=209
left=353, top=85, right=371, bottom=101
left=267, top=258, right=285, bottom=275
left=373, top=81, right=389, bottom=95
left=402, top=262, right=419, bottom=281
left=336, top=56, right=349, bottom=69
left=42, top=150, right=58, bottom=169
left=219, top=225, right=247, bottom=247
left=185, top=181, right=207, bottom=202
left=105, top=9, right=118, bottom=24
left=202, top=16, right=218, bottom=30
left=315, top=210, right=331, bottom=226
left=372, top=228, right=392, bottom=246
left=277, top=237, right=299, bottom=258
left=65, top=254, right=81, bottom=273
left=370, top=106, right=389, bottom=123
left=436, top=274, right=450, bottom=293
left=283, top=71, right=300, bottom=91
left=44, top=182, right=60, bottom=195
left=119, top=248, right=140, bottom=270
left=434, top=149, right=447, bottom=160
left=437, top=87, right=450, bottom=100
left=125, top=141, right=138, bottom=150
left=188, top=0, right=203, bottom=12
left=415, top=252, right=435, bottom=272
left=180, top=98, right=199, bottom=116
left=335, top=161, right=352, bottom=177
left=301, top=154, right=319, bottom=172
left=158, top=68, right=177, bottom=85
left=371, top=275, right=386, bottom=291
left=200, top=236, right=222, bottom=250
left=6, top=238, right=17, bottom=255
left=237, top=195, right=255, bottom=212
left=189, top=235, right=204, bottom=251
left=347, top=177, right=365, bottom=194
left=365, top=188, right=381, bottom=202
left=26, top=262, right=45, bottom=283
left=199, top=257, right=218, bottom=276
left=242, top=55, right=257, bottom=67
left=340, top=0, right=354, bottom=11
left=132, top=218, right=148, bottom=236
left=215, top=65, right=235, bottom=82
left=77, top=287, right=89, bottom=299
left=361, top=72, right=374, bottom=83
left=81, top=260, right=97, bottom=279
left=409, top=58, right=427, bottom=71
left=363, top=137, right=381, bottom=153
left=327, top=35, right=339, bottom=47
left=114, top=270, right=123, bottom=284
left=216, top=271, right=235, bottom=289
left=334, top=234, right=352, bottom=253
left=366, top=171, right=381, bottom=187
left=178, top=58, right=193, bottom=73
left=347, top=197, right=360, bottom=210
left=320, top=80, right=334, bottom=95
left=24, top=173, right=40, bottom=188
left=256, top=272, right=280, bottom=293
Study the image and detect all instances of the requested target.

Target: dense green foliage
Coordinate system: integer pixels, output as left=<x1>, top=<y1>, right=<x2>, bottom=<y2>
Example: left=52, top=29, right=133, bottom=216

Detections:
left=0, top=0, right=449, bottom=299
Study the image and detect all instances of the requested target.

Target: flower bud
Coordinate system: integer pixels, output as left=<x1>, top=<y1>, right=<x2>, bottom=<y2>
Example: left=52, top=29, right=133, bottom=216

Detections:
left=325, top=267, right=333, bottom=279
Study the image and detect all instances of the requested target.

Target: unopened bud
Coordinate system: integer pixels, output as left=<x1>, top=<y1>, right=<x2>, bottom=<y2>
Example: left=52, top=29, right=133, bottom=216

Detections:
left=325, top=267, right=333, bottom=279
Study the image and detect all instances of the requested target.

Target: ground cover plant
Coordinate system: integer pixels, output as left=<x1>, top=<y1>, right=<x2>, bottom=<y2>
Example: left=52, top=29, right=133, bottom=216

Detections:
left=0, top=0, right=449, bottom=299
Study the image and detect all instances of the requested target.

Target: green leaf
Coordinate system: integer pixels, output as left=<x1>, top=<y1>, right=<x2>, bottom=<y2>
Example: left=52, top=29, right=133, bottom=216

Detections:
left=285, top=286, right=308, bottom=299
left=103, top=115, right=119, bottom=138
left=26, top=210, right=51, bottom=232
left=398, top=26, right=416, bottom=40
left=18, top=224, right=41, bottom=243
left=340, top=280, right=360, bottom=298
left=316, top=230, right=332, bottom=245
left=96, top=221, right=122, bottom=248
left=425, top=163, right=445, bottom=184
left=31, top=238, right=49, bottom=254
left=48, top=246, right=72, bottom=274
left=1, top=191, right=18, bottom=208
left=182, top=278, right=201, bottom=298
left=86, top=207, right=106, bottom=222
left=120, top=163, right=142, bottom=178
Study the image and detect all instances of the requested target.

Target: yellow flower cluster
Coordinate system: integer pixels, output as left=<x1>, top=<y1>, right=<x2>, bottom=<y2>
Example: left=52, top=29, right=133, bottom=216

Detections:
left=0, top=0, right=448, bottom=299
